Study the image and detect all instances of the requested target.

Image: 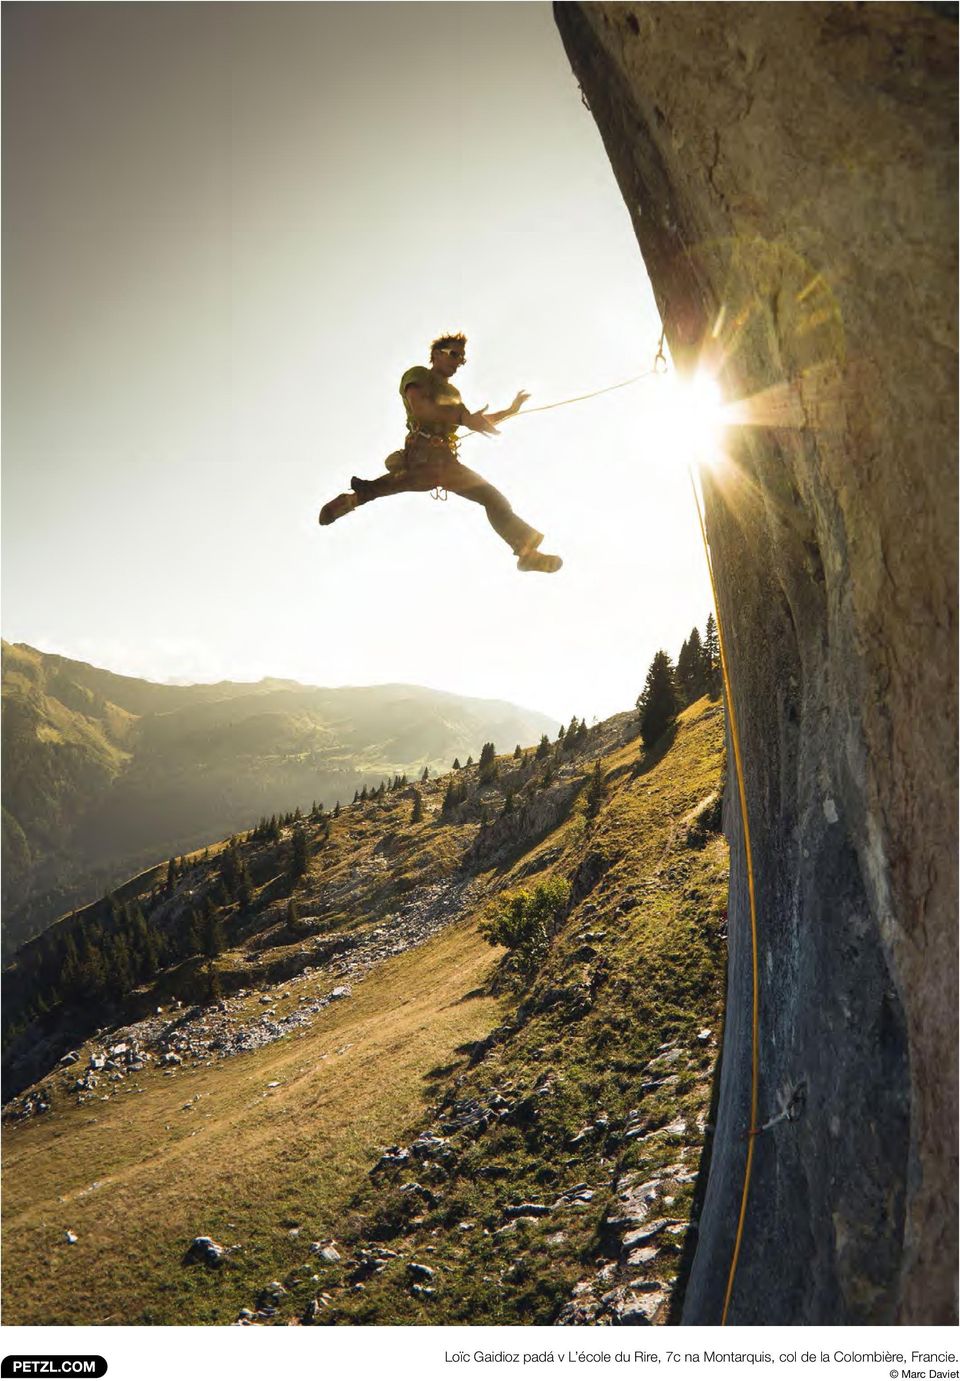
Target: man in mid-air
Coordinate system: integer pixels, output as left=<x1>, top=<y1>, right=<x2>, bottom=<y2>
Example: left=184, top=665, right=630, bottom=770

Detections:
left=318, top=333, right=562, bottom=573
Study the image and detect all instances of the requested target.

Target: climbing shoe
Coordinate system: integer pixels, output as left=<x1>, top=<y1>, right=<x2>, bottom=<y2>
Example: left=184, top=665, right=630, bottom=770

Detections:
left=517, top=549, right=563, bottom=574
left=318, top=492, right=358, bottom=525
left=350, top=475, right=376, bottom=500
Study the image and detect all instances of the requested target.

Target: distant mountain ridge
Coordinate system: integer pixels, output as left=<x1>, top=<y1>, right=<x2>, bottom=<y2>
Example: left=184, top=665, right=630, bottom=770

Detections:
left=1, top=642, right=556, bottom=951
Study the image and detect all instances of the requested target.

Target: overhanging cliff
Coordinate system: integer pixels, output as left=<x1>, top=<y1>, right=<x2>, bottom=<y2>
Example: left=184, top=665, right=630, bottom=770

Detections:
left=554, top=2, right=957, bottom=1325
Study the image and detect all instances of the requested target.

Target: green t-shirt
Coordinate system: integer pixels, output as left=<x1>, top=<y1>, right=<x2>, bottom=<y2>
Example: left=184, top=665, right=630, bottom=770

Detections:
left=399, top=365, right=463, bottom=439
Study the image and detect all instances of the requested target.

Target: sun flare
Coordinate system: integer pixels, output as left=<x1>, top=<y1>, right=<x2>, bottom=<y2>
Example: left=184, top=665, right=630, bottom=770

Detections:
left=643, top=369, right=729, bottom=468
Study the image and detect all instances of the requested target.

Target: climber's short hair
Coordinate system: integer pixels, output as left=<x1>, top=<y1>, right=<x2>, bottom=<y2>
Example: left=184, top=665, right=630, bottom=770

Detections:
left=430, top=332, right=468, bottom=359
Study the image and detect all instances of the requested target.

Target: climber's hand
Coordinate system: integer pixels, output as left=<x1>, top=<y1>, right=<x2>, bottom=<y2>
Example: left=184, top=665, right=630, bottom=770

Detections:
left=463, top=406, right=499, bottom=437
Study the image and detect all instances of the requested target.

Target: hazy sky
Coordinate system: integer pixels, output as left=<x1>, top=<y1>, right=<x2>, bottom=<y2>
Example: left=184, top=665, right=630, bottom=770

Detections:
left=3, top=1, right=712, bottom=725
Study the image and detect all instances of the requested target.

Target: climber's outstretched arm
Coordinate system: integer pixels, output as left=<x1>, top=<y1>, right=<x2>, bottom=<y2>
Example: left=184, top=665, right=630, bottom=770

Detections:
left=486, top=390, right=531, bottom=426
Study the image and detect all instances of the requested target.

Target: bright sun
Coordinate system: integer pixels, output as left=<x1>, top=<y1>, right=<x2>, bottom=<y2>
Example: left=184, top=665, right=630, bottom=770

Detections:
left=643, top=369, right=728, bottom=468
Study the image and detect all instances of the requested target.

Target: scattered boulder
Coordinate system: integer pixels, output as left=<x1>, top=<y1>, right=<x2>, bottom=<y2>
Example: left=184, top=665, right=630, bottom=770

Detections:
left=186, top=1236, right=225, bottom=1266
left=504, top=1203, right=551, bottom=1220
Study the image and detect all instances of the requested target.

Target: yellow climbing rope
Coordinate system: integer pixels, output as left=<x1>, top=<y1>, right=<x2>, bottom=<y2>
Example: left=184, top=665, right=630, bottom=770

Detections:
left=452, top=328, right=764, bottom=1319
left=689, top=468, right=761, bottom=1327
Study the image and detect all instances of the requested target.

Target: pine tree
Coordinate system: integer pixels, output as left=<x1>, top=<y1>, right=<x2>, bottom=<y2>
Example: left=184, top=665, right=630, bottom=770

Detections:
left=411, top=790, right=424, bottom=824
left=165, top=857, right=177, bottom=895
left=206, top=964, right=222, bottom=1004
left=203, top=910, right=225, bottom=959
left=704, top=612, right=720, bottom=694
left=185, top=908, right=203, bottom=959
left=535, top=733, right=550, bottom=761
left=513, top=744, right=522, bottom=759
left=452, top=757, right=461, bottom=771
left=676, top=626, right=707, bottom=704
left=237, top=860, right=252, bottom=908
left=291, top=825, right=310, bottom=878
left=586, top=758, right=606, bottom=818
left=421, top=765, right=430, bottom=782
left=557, top=724, right=566, bottom=743
left=478, top=741, right=497, bottom=783
left=219, top=842, right=241, bottom=900
left=360, top=784, right=368, bottom=802
left=334, top=801, right=341, bottom=817
left=442, top=781, right=464, bottom=817
left=637, top=650, right=680, bottom=749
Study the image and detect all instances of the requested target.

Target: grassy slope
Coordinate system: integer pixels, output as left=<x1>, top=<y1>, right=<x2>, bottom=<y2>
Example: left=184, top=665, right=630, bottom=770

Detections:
left=322, top=699, right=727, bottom=1325
left=2, top=697, right=727, bottom=1326
left=3, top=923, right=501, bottom=1324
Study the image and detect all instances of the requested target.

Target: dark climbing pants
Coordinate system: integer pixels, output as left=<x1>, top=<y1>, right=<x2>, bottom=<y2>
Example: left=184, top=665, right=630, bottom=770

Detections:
left=355, top=440, right=541, bottom=555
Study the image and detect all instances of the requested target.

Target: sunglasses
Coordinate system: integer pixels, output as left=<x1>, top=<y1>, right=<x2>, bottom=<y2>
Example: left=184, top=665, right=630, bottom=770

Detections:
left=437, top=347, right=466, bottom=363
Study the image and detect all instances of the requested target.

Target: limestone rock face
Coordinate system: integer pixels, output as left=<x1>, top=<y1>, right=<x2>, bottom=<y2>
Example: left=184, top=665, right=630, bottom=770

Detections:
left=554, top=2, right=957, bottom=1325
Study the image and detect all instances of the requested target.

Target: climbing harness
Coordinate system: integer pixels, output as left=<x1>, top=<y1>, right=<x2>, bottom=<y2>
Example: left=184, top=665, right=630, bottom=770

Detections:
left=403, top=427, right=458, bottom=501
left=689, top=469, right=762, bottom=1328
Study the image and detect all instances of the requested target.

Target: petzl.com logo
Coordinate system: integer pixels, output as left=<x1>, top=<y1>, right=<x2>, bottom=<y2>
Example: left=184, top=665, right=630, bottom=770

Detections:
left=1, top=1360, right=107, bottom=1378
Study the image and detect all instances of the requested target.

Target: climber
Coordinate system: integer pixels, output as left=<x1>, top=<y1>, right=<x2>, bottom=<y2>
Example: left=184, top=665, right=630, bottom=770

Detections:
left=318, top=333, right=562, bottom=573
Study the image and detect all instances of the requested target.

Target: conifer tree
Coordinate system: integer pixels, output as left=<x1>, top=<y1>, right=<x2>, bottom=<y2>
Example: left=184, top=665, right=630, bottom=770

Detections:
left=186, top=908, right=203, bottom=959
left=465, top=756, right=474, bottom=769
left=586, top=758, right=607, bottom=818
left=237, top=860, right=252, bottom=909
left=291, top=824, right=310, bottom=878
left=557, top=724, right=566, bottom=743
left=206, top=965, right=222, bottom=1004
left=535, top=734, right=550, bottom=761
left=421, top=765, right=430, bottom=782
left=452, top=757, right=461, bottom=771
left=704, top=612, right=720, bottom=694
left=676, top=626, right=707, bottom=704
left=478, top=742, right=497, bottom=783
left=637, top=650, right=680, bottom=749
left=334, top=801, right=341, bottom=817
left=202, top=911, right=225, bottom=959
left=411, top=790, right=424, bottom=824
left=513, top=744, right=522, bottom=759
